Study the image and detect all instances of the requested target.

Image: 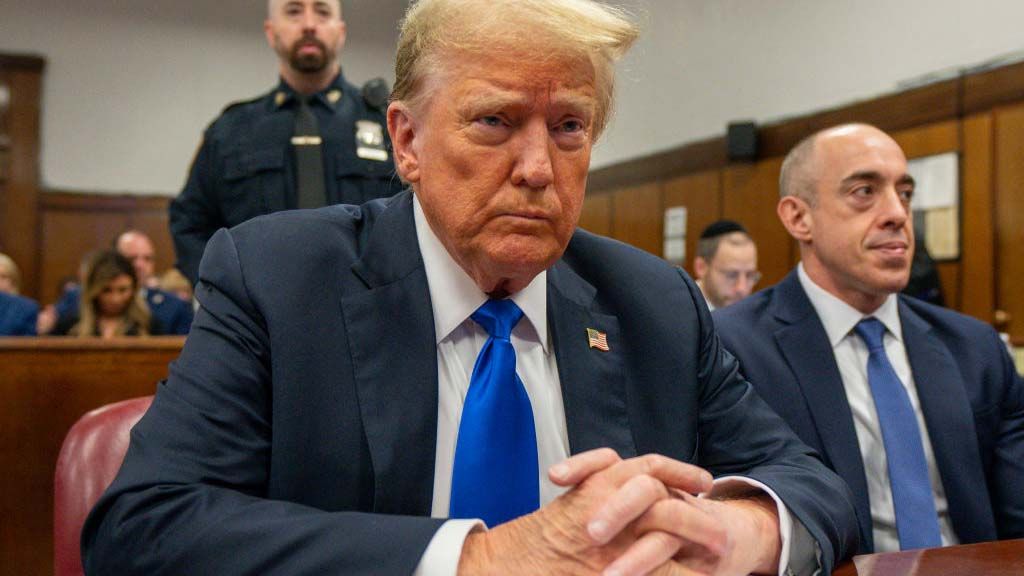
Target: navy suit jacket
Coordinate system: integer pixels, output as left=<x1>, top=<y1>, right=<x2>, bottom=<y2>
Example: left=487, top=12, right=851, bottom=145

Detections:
left=714, top=271, right=1024, bottom=552
left=0, top=292, right=38, bottom=336
left=84, top=192, right=858, bottom=574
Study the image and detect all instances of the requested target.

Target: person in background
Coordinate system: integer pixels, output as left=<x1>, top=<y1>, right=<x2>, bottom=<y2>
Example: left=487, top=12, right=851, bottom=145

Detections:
left=0, top=252, right=24, bottom=295
left=715, top=123, right=1024, bottom=553
left=169, top=0, right=404, bottom=285
left=51, top=230, right=193, bottom=335
left=692, top=220, right=760, bottom=310
left=83, top=1, right=858, bottom=574
left=0, top=253, right=38, bottom=336
left=159, top=268, right=194, bottom=303
left=54, top=251, right=161, bottom=338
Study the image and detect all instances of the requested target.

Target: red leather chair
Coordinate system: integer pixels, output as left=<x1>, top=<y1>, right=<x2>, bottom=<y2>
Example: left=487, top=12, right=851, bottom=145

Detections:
left=54, top=396, right=153, bottom=576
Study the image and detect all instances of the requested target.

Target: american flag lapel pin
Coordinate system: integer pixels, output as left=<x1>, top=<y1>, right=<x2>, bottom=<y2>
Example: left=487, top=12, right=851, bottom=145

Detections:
left=587, top=328, right=610, bottom=351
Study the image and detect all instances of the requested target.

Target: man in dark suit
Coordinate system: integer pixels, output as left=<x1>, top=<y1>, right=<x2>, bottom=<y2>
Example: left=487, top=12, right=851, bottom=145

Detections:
left=83, top=1, right=858, bottom=574
left=715, top=124, right=1024, bottom=553
left=0, top=291, right=38, bottom=336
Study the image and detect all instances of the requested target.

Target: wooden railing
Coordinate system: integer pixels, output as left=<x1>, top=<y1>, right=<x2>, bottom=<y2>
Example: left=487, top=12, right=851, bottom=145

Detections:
left=0, top=336, right=184, bottom=576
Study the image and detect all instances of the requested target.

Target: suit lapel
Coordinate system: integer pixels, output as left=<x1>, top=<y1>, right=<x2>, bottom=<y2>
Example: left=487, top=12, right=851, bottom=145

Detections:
left=547, top=262, right=636, bottom=459
left=772, top=273, right=875, bottom=550
left=340, top=192, right=438, bottom=516
left=900, top=299, right=990, bottom=542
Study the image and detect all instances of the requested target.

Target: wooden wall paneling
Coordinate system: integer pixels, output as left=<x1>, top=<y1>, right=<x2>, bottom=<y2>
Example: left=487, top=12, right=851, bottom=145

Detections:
left=0, top=66, right=43, bottom=299
left=611, top=182, right=664, bottom=256
left=890, top=119, right=959, bottom=157
left=0, top=337, right=184, bottom=576
left=759, top=80, right=960, bottom=158
left=721, top=158, right=792, bottom=288
left=960, top=113, right=996, bottom=322
left=889, top=120, right=962, bottom=310
left=935, top=262, right=961, bottom=311
left=963, top=60, right=1024, bottom=116
left=38, top=193, right=175, bottom=305
left=578, top=191, right=613, bottom=237
left=994, top=103, right=1024, bottom=344
left=588, top=136, right=726, bottom=194
left=39, top=209, right=129, bottom=305
left=661, top=170, right=722, bottom=275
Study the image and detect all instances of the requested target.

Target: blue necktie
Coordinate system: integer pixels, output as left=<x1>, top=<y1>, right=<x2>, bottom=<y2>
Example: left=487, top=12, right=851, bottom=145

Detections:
left=854, top=318, right=943, bottom=550
left=449, top=299, right=539, bottom=527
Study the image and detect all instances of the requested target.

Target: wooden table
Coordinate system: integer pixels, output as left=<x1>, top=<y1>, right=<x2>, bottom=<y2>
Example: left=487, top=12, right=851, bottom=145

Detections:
left=834, top=538, right=1024, bottom=575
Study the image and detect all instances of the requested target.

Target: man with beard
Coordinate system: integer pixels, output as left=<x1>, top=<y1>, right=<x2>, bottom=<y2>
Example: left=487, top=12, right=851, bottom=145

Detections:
left=714, top=124, right=1024, bottom=553
left=170, top=0, right=403, bottom=285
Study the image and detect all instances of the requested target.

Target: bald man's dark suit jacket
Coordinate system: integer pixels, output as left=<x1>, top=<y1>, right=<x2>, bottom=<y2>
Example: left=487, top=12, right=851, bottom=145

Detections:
left=83, top=191, right=858, bottom=574
left=714, top=271, right=1024, bottom=552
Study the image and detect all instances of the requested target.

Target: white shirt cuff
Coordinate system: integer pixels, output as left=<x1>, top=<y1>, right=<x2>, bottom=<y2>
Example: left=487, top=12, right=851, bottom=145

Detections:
left=412, top=519, right=485, bottom=576
left=709, top=476, right=821, bottom=576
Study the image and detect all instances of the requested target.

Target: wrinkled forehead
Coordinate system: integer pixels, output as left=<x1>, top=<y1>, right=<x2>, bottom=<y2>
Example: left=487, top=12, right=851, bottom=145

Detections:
left=421, top=47, right=598, bottom=110
left=267, top=0, right=341, bottom=17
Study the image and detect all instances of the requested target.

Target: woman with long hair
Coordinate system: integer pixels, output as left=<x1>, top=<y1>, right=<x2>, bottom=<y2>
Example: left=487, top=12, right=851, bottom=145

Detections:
left=55, top=250, right=159, bottom=337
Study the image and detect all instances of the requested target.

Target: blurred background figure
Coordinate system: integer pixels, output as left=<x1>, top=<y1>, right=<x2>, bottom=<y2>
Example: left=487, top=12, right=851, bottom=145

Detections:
left=902, top=223, right=945, bottom=307
left=0, top=252, right=24, bottom=295
left=48, top=230, right=193, bottom=335
left=159, top=268, right=193, bottom=303
left=692, top=220, right=760, bottom=310
left=0, top=253, right=38, bottom=336
left=53, top=250, right=160, bottom=338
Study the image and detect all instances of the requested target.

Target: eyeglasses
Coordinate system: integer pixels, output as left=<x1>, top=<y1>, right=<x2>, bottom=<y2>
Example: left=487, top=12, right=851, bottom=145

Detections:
left=713, top=268, right=762, bottom=286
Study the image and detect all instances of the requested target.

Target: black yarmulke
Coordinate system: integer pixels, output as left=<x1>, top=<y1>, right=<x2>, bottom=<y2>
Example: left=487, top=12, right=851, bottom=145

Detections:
left=699, top=220, right=748, bottom=240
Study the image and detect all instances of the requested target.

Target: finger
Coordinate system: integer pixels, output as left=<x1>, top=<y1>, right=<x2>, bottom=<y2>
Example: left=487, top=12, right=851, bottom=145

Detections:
left=549, top=447, right=621, bottom=486
left=604, top=454, right=714, bottom=496
left=589, top=474, right=669, bottom=544
left=602, top=531, right=704, bottom=576
left=633, top=497, right=728, bottom=558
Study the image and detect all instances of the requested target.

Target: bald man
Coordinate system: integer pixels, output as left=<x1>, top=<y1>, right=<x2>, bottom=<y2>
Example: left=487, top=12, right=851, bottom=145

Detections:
left=715, top=123, right=1024, bottom=553
left=170, top=0, right=403, bottom=284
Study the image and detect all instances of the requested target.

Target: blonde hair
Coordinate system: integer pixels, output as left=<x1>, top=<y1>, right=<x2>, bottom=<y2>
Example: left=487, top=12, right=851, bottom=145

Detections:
left=159, top=268, right=194, bottom=300
left=0, top=252, right=22, bottom=294
left=72, top=250, right=152, bottom=338
left=392, top=0, right=639, bottom=140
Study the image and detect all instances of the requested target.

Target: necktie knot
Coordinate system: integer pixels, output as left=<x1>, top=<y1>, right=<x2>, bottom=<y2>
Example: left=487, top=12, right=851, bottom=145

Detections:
left=471, top=299, right=523, bottom=341
left=854, top=317, right=887, bottom=351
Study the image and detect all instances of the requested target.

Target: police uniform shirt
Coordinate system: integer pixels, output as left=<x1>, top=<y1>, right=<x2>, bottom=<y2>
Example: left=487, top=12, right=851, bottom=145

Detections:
left=169, top=71, right=404, bottom=284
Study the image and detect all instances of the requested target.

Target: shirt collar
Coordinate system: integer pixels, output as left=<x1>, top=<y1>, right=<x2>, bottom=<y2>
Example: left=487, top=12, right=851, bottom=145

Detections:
left=273, top=71, right=346, bottom=110
left=414, top=194, right=549, bottom=352
left=797, top=263, right=903, bottom=347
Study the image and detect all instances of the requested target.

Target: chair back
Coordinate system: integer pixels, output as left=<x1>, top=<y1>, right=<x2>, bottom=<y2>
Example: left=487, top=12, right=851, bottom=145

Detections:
left=54, top=396, right=153, bottom=576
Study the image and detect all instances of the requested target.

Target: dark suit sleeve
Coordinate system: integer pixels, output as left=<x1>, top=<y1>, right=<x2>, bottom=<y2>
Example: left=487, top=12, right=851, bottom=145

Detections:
left=989, top=331, right=1024, bottom=537
left=169, top=133, right=221, bottom=286
left=82, top=228, right=444, bottom=575
left=680, top=270, right=859, bottom=572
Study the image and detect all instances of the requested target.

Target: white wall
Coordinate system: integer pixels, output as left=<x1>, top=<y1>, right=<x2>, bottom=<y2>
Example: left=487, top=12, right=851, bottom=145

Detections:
left=595, top=0, right=1024, bottom=167
left=1, top=0, right=1023, bottom=194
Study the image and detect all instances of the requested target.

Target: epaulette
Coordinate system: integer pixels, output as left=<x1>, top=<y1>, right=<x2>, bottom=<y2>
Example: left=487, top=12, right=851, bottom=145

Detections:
left=220, top=93, right=264, bottom=115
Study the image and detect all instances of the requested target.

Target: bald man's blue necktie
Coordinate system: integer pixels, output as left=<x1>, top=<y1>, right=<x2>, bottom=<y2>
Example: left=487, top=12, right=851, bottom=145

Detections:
left=855, top=317, right=942, bottom=550
left=449, top=299, right=539, bottom=527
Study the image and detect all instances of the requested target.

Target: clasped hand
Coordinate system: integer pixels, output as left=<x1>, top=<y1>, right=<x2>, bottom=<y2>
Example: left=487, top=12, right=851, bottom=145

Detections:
left=458, top=448, right=781, bottom=576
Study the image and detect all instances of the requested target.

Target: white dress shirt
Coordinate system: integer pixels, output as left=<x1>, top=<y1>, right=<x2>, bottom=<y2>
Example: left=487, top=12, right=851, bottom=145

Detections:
left=797, top=264, right=958, bottom=552
left=413, top=194, right=812, bottom=575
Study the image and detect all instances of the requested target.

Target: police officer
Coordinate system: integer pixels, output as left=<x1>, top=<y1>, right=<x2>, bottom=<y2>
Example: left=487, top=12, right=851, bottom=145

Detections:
left=170, top=0, right=403, bottom=284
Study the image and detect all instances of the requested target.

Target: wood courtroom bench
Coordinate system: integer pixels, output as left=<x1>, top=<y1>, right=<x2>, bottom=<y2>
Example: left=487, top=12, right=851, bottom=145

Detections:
left=0, top=336, right=184, bottom=576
